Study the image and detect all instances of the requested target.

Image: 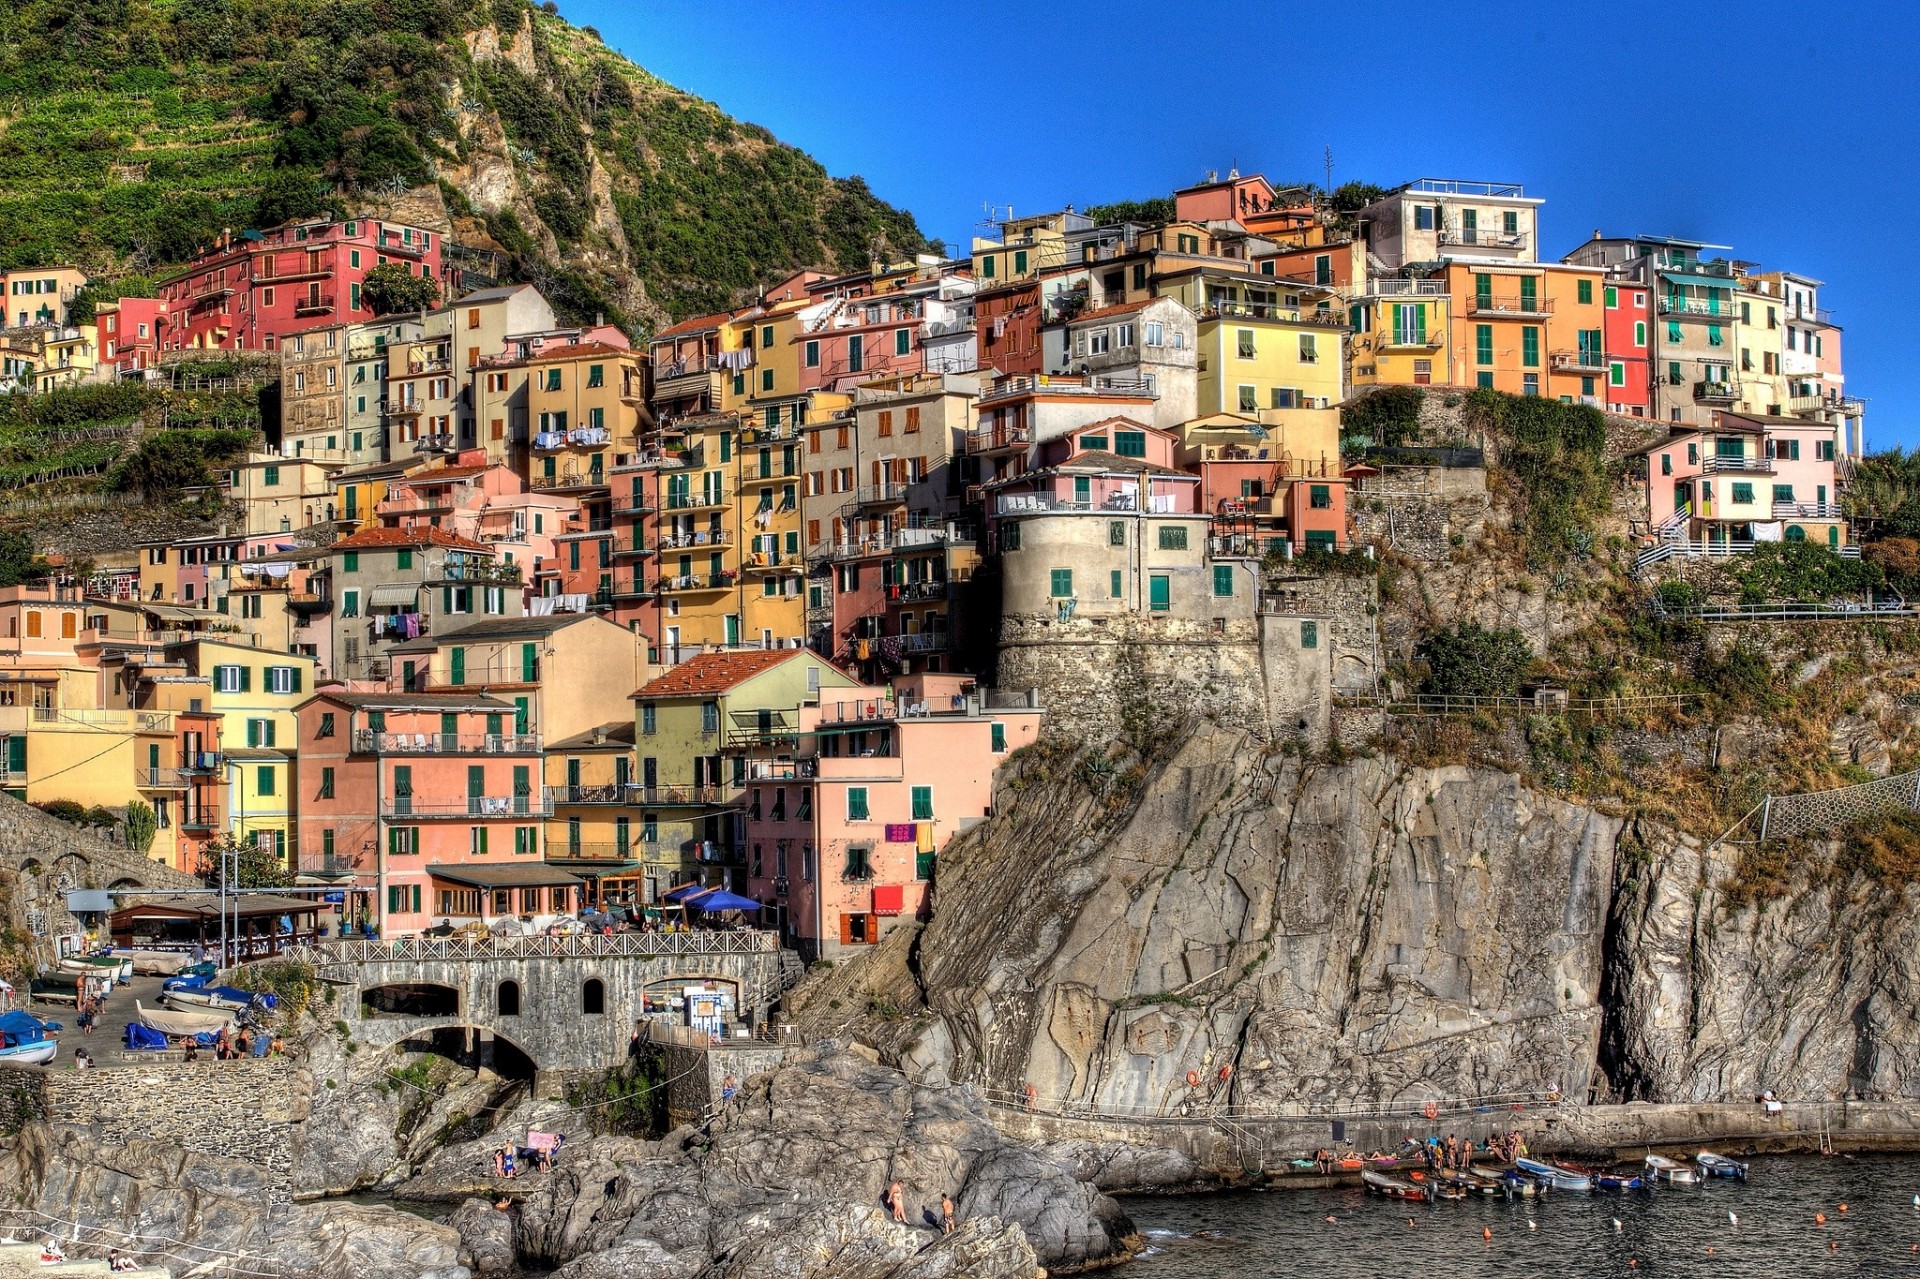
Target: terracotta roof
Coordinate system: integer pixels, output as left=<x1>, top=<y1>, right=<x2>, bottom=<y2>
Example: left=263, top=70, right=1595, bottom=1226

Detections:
left=312, top=690, right=516, bottom=710
left=331, top=526, right=491, bottom=553
left=520, top=341, right=635, bottom=364
left=401, top=464, right=493, bottom=484
left=632, top=650, right=803, bottom=699
left=651, top=309, right=745, bottom=341
left=1065, top=300, right=1153, bottom=325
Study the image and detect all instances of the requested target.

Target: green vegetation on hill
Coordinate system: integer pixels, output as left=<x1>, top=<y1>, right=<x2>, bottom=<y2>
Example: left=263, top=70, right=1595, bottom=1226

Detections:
left=0, top=0, right=933, bottom=326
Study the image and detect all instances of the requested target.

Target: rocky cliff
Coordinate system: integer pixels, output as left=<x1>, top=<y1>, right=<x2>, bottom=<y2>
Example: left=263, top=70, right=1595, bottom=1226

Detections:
left=794, top=723, right=1920, bottom=1114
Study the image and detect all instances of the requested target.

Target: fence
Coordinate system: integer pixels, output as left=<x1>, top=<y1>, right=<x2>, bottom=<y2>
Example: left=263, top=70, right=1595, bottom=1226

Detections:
left=1360, top=445, right=1486, bottom=469
left=1340, top=692, right=1701, bottom=717
left=1757, top=767, right=1920, bottom=842
left=288, top=929, right=778, bottom=965
left=1650, top=599, right=1916, bottom=623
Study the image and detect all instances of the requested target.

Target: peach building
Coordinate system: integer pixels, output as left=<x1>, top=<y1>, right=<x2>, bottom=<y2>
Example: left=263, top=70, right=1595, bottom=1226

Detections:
left=741, top=672, right=1040, bottom=957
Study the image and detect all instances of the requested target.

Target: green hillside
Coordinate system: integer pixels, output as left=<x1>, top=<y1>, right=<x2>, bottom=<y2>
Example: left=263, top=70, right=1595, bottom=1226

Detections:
left=0, top=0, right=933, bottom=326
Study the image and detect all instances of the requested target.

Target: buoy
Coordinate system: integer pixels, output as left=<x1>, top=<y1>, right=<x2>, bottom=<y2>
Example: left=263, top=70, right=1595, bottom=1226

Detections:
left=1838, top=1203, right=1848, bottom=1213
left=1527, top=1219, right=1536, bottom=1231
left=1423, top=1100, right=1439, bottom=1120
left=1482, top=1227, right=1492, bottom=1243
left=1830, top=1241, right=1839, bottom=1252
left=1186, top=1069, right=1200, bottom=1088
left=1816, top=1212, right=1828, bottom=1226
left=1218, top=1064, right=1233, bottom=1082
left=1613, top=1218, right=1623, bottom=1232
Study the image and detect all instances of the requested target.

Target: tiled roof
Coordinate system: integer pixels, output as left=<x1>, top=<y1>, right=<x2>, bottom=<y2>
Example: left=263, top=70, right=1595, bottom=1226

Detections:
left=313, top=690, right=516, bottom=710
left=1065, top=300, right=1153, bottom=325
left=386, top=613, right=594, bottom=652
left=525, top=341, right=634, bottom=362
left=651, top=309, right=744, bottom=341
left=401, top=464, right=494, bottom=484
left=331, top=526, right=491, bottom=553
left=632, top=650, right=802, bottom=699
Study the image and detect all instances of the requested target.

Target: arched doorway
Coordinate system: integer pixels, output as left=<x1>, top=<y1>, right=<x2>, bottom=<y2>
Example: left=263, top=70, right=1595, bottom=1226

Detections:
left=582, top=977, right=605, bottom=1015
left=497, top=980, right=521, bottom=1016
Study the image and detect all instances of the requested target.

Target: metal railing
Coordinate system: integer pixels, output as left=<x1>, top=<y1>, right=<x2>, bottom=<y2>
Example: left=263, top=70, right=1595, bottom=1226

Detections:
left=1698, top=453, right=1772, bottom=474
left=1650, top=598, right=1910, bottom=623
left=658, top=529, right=732, bottom=550
left=964, top=425, right=1033, bottom=454
left=137, top=767, right=191, bottom=789
left=1379, top=329, right=1443, bottom=349
left=663, top=488, right=729, bottom=510
left=1550, top=350, right=1608, bottom=373
left=1438, top=228, right=1527, bottom=250
left=655, top=572, right=733, bottom=592
left=1773, top=501, right=1844, bottom=520
left=353, top=730, right=542, bottom=754
left=1658, top=296, right=1736, bottom=318
left=1635, top=539, right=1862, bottom=570
left=977, top=374, right=1155, bottom=405
left=1364, top=277, right=1449, bottom=296
left=852, top=483, right=911, bottom=506
left=1466, top=294, right=1553, bottom=316
left=628, top=784, right=729, bottom=806
left=379, top=794, right=550, bottom=818
left=545, top=783, right=630, bottom=804
left=1695, top=380, right=1742, bottom=403
left=289, top=929, right=778, bottom=964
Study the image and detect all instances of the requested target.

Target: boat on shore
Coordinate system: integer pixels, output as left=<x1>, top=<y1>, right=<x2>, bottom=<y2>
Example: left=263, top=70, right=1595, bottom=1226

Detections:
left=0, top=1011, right=58, bottom=1067
left=134, top=1000, right=233, bottom=1036
left=1516, top=1157, right=1593, bottom=1192
left=160, top=986, right=270, bottom=1015
left=58, top=954, right=130, bottom=983
left=1695, top=1152, right=1749, bottom=1181
left=1362, top=1170, right=1432, bottom=1201
left=1645, top=1154, right=1699, bottom=1185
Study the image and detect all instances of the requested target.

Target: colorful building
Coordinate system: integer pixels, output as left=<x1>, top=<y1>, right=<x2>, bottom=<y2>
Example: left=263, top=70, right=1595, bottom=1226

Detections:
left=1, top=266, right=88, bottom=329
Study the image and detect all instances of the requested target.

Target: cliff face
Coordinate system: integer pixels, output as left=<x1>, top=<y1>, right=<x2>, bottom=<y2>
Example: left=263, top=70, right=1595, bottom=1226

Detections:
left=801, top=726, right=1920, bottom=1112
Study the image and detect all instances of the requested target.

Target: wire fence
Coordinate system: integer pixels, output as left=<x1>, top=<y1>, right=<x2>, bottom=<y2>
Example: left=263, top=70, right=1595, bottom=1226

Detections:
left=1758, top=767, right=1920, bottom=842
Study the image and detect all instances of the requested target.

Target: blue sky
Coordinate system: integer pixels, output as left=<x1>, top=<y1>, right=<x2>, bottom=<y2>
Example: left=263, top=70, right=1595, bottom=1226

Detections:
left=574, top=0, right=1917, bottom=447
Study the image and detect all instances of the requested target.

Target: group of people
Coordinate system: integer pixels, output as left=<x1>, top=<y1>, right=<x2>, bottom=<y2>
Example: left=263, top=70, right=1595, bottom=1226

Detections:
left=1419, top=1130, right=1528, bottom=1170
left=492, top=1134, right=565, bottom=1178
left=886, top=1181, right=957, bottom=1236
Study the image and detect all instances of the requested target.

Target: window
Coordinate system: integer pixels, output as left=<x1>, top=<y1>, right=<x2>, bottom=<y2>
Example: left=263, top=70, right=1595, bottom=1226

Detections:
left=1732, top=482, right=1755, bottom=504
left=318, top=712, right=336, bottom=738
left=1298, top=334, right=1318, bottom=363
left=1475, top=325, right=1493, bottom=366
left=911, top=786, right=933, bottom=820
left=1414, top=206, right=1435, bottom=230
left=1113, top=430, right=1146, bottom=458
left=1522, top=373, right=1539, bottom=397
left=214, top=665, right=247, bottom=693
left=1577, top=279, right=1593, bottom=305
left=386, top=884, right=421, bottom=915
left=1157, top=525, right=1188, bottom=551
left=1773, top=484, right=1795, bottom=503
left=1309, top=484, right=1331, bottom=510
left=582, top=979, right=605, bottom=1015
left=388, top=825, right=418, bottom=856
left=980, top=255, right=995, bottom=279
left=1605, top=286, right=1618, bottom=309
left=471, top=827, right=489, bottom=855
left=257, top=766, right=275, bottom=796
left=1708, top=324, right=1724, bottom=347
left=318, top=767, right=334, bottom=799
left=1237, top=384, right=1258, bottom=412
left=1116, top=322, right=1135, bottom=348
left=1236, top=329, right=1256, bottom=359
left=343, top=551, right=359, bottom=572
left=761, top=368, right=774, bottom=392
left=1661, top=453, right=1672, bottom=476
left=1109, top=520, right=1127, bottom=546
left=1610, top=362, right=1627, bottom=388
left=1634, top=321, right=1647, bottom=348
left=1301, top=620, right=1318, bottom=649
left=1144, top=321, right=1164, bottom=347
left=701, top=701, right=719, bottom=734
left=1213, top=564, right=1234, bottom=597
left=895, top=328, right=911, bottom=356
left=641, top=703, right=656, bottom=734
left=1668, top=321, right=1683, bottom=345
left=847, top=787, right=870, bottom=821
left=804, top=339, right=819, bottom=367
left=265, top=666, right=301, bottom=694
left=1000, top=522, right=1021, bottom=551
left=1110, top=569, right=1123, bottom=598
left=1050, top=568, right=1074, bottom=598
left=341, top=590, right=359, bottom=617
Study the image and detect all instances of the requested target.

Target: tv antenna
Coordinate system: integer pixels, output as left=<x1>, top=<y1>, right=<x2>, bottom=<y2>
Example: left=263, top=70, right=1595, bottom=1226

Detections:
left=1324, top=146, right=1334, bottom=192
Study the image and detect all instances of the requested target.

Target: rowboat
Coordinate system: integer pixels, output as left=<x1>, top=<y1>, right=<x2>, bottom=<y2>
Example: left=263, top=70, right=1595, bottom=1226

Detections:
left=1436, top=1169, right=1504, bottom=1196
left=1695, top=1152, right=1749, bottom=1181
left=1363, top=1170, right=1432, bottom=1201
left=161, top=986, right=268, bottom=1014
left=58, top=954, right=129, bottom=982
left=25, top=978, right=77, bottom=1005
left=1516, top=1156, right=1593, bottom=1192
left=1471, top=1163, right=1546, bottom=1195
left=110, top=948, right=194, bottom=976
left=1644, top=1154, right=1699, bottom=1185
left=1595, top=1169, right=1646, bottom=1191
left=135, top=1000, right=233, bottom=1036
left=0, top=1011, right=58, bottom=1067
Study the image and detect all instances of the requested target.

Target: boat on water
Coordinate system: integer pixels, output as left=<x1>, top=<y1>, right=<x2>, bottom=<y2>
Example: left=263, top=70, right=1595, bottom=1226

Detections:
left=1363, top=1170, right=1432, bottom=1201
left=1435, top=1169, right=1504, bottom=1196
left=1515, top=1156, right=1593, bottom=1192
left=1471, top=1163, right=1547, bottom=1195
left=0, top=1011, right=58, bottom=1067
left=1595, top=1169, right=1646, bottom=1191
left=134, top=1000, right=233, bottom=1037
left=1644, top=1154, right=1699, bottom=1185
left=1695, top=1152, right=1750, bottom=1181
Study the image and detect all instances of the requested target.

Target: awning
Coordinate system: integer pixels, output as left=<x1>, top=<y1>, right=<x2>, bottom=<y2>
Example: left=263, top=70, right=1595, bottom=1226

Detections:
left=1659, top=272, right=1735, bottom=291
left=543, top=859, right=641, bottom=874
left=425, top=864, right=585, bottom=889
left=661, top=882, right=708, bottom=902
left=682, top=888, right=762, bottom=912
left=142, top=603, right=204, bottom=622
left=368, top=583, right=421, bottom=608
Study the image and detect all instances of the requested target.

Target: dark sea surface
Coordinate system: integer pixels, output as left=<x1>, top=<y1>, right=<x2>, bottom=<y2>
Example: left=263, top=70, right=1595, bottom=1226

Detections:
left=1120, top=1154, right=1920, bottom=1277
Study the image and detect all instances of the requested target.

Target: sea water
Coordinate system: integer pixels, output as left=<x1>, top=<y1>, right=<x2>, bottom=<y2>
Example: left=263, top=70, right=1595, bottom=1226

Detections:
left=1121, top=1154, right=1920, bottom=1276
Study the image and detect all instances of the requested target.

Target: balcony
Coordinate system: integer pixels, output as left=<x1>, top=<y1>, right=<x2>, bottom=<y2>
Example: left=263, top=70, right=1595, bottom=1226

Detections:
left=1694, top=380, right=1742, bottom=404
left=181, top=751, right=224, bottom=773
left=1699, top=453, right=1773, bottom=474
left=658, top=529, right=732, bottom=551
left=889, top=579, right=950, bottom=603
left=613, top=492, right=656, bottom=515
left=977, top=374, right=1156, bottom=405
left=740, top=552, right=802, bottom=574
left=137, top=767, right=191, bottom=790
left=181, top=813, right=218, bottom=832
left=964, top=425, right=1034, bottom=455
left=412, top=433, right=456, bottom=454
left=287, top=591, right=332, bottom=617
left=1466, top=294, right=1553, bottom=318
left=532, top=470, right=611, bottom=495
left=663, top=487, right=729, bottom=511
left=613, top=447, right=704, bottom=473
left=1774, top=501, right=1844, bottom=520
left=655, top=572, right=733, bottom=593
left=896, top=631, right=950, bottom=654
left=1379, top=329, right=1444, bottom=350
left=851, top=483, right=910, bottom=507
left=380, top=794, right=552, bottom=819
left=818, top=526, right=955, bottom=560
left=352, top=730, right=542, bottom=754
left=1363, top=277, right=1449, bottom=297
left=627, top=784, right=728, bottom=807
left=609, top=580, right=657, bottom=600
left=408, top=356, right=452, bottom=375
left=379, top=237, right=428, bottom=259
left=293, top=295, right=335, bottom=317
left=611, top=541, right=654, bottom=560
left=1551, top=350, right=1609, bottom=374
left=1657, top=296, right=1736, bottom=319
left=545, top=783, right=631, bottom=805
left=549, top=842, right=644, bottom=862
left=436, top=558, right=523, bottom=584
left=1438, top=227, right=1527, bottom=251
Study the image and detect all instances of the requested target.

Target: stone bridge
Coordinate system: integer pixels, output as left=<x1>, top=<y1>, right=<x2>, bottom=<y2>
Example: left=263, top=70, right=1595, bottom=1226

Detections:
left=288, top=932, right=796, bottom=1080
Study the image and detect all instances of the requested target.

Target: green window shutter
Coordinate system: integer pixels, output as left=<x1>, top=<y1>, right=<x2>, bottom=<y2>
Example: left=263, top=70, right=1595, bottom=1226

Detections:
left=1301, top=620, right=1318, bottom=648
left=1605, top=286, right=1618, bottom=308
left=1148, top=574, right=1170, bottom=612
left=911, top=786, right=932, bottom=820
left=1475, top=325, right=1493, bottom=365
left=1213, top=564, right=1234, bottom=597
left=449, top=647, right=464, bottom=685
left=1577, top=279, right=1592, bottom=305
left=1050, top=568, right=1073, bottom=598
left=848, top=788, right=869, bottom=821
left=397, top=549, right=412, bottom=570
left=1522, top=327, right=1539, bottom=368
left=1110, top=569, right=1123, bottom=598
left=1414, top=303, right=1426, bottom=341
left=257, top=766, right=274, bottom=796
left=343, top=551, right=358, bottom=572
left=522, top=643, right=537, bottom=681
left=239, top=666, right=251, bottom=692
left=245, top=719, right=259, bottom=748
left=514, top=697, right=529, bottom=733
left=990, top=722, right=1006, bottom=752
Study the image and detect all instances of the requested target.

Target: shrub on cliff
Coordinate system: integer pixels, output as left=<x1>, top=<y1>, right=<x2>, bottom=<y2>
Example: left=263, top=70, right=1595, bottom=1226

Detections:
left=1464, top=389, right=1608, bottom=568
left=1417, top=623, right=1534, bottom=699
left=1730, top=540, right=1882, bottom=605
left=1340, top=386, right=1425, bottom=450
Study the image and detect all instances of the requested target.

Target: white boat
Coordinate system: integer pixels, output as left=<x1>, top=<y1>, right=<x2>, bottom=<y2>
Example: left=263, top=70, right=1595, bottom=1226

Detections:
left=1645, top=1154, right=1699, bottom=1185
left=1515, top=1156, right=1592, bottom=1192
left=135, top=1000, right=233, bottom=1036
left=160, top=986, right=256, bottom=1014
left=0, top=1011, right=58, bottom=1067
left=110, top=948, right=193, bottom=976
left=58, top=955, right=129, bottom=982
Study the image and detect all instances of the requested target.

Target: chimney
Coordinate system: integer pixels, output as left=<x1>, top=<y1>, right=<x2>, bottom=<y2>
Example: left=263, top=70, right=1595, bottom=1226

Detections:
left=1593, top=229, right=1602, bottom=240
left=594, top=311, right=604, bottom=326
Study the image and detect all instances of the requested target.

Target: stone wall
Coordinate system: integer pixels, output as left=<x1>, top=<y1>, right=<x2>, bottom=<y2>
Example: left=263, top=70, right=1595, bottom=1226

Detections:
left=0, top=794, right=198, bottom=976
left=4, top=1058, right=307, bottom=1199
left=1350, top=467, right=1492, bottom=564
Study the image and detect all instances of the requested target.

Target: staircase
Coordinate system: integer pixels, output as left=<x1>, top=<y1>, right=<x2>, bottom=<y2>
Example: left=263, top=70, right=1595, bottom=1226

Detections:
left=1654, top=501, right=1691, bottom=538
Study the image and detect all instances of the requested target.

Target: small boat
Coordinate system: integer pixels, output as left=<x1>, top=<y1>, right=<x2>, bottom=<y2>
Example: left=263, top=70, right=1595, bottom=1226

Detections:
left=1363, top=1170, right=1432, bottom=1201
left=1644, top=1154, right=1699, bottom=1185
left=1695, top=1152, right=1749, bottom=1181
left=25, top=978, right=77, bottom=1006
left=111, top=948, right=194, bottom=976
left=0, top=1011, right=59, bottom=1067
left=1436, top=1169, right=1503, bottom=1196
left=58, top=954, right=128, bottom=981
left=162, top=986, right=273, bottom=1014
left=1595, top=1170, right=1646, bottom=1191
left=135, top=1000, right=233, bottom=1036
left=1516, top=1156, right=1593, bottom=1192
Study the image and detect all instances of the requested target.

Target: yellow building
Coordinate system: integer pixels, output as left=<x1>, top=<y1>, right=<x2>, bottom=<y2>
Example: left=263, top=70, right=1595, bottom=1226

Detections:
left=1154, top=269, right=1346, bottom=415
left=541, top=720, right=639, bottom=904
left=184, top=637, right=315, bottom=866
left=521, top=341, right=645, bottom=492
left=971, top=212, right=1074, bottom=285
left=328, top=457, right=414, bottom=532
left=1349, top=280, right=1452, bottom=389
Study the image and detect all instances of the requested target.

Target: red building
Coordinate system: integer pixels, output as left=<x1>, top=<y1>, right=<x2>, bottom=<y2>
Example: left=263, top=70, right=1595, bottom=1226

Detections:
left=1602, top=278, right=1652, bottom=417
left=973, top=280, right=1043, bottom=375
left=156, top=218, right=447, bottom=353
left=95, top=298, right=168, bottom=376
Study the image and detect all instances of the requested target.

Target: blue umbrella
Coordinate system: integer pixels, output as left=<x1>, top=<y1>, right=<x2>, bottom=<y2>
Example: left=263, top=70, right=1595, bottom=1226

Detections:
left=685, top=889, right=762, bottom=913
left=660, top=882, right=707, bottom=902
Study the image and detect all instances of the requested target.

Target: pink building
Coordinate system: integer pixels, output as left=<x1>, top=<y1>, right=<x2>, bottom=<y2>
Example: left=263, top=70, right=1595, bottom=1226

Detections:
left=743, top=672, right=1040, bottom=957
left=156, top=218, right=445, bottom=353
left=295, top=687, right=577, bottom=936
left=376, top=457, right=578, bottom=586
left=1635, top=412, right=1847, bottom=549
left=985, top=417, right=1204, bottom=546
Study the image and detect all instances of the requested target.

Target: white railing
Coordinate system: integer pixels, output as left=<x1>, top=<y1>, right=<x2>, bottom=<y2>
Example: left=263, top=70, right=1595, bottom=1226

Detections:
left=1773, top=502, right=1844, bottom=520
left=1635, top=539, right=1862, bottom=571
left=289, top=930, right=778, bottom=964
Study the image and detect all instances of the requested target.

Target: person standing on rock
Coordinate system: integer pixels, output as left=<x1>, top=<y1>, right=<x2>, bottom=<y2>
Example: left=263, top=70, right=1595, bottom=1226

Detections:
left=887, top=1180, right=906, bottom=1223
left=940, top=1193, right=955, bottom=1236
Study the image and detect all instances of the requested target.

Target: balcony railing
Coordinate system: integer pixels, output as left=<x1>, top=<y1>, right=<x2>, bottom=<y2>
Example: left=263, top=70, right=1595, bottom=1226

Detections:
left=545, top=783, right=631, bottom=805
left=897, top=631, right=950, bottom=653
left=293, top=295, right=335, bottom=316
left=1379, top=329, right=1443, bottom=349
left=613, top=492, right=657, bottom=515
left=657, top=529, right=732, bottom=550
left=889, top=579, right=950, bottom=603
left=663, top=487, right=729, bottom=510
left=627, top=784, right=728, bottom=807
left=977, top=374, right=1156, bottom=405
left=654, top=572, right=733, bottom=592
left=1438, top=228, right=1527, bottom=250
left=1364, top=277, right=1450, bottom=296
left=1694, top=380, right=1742, bottom=404
left=1773, top=501, right=1845, bottom=520
left=1551, top=350, right=1609, bottom=373
left=137, top=767, right=192, bottom=789
left=852, top=483, right=910, bottom=506
left=1699, top=453, right=1773, bottom=474
left=380, top=794, right=551, bottom=818
left=353, top=730, right=542, bottom=754
left=740, top=552, right=802, bottom=573
left=964, top=425, right=1033, bottom=454
left=1467, top=294, right=1553, bottom=317
left=181, top=751, right=225, bottom=773
left=437, top=558, right=524, bottom=584
left=1657, top=296, right=1736, bottom=319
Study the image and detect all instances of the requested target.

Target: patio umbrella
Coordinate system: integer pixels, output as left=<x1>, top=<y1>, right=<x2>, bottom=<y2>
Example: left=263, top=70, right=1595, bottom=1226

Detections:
left=660, top=882, right=708, bottom=902
left=685, top=889, right=762, bottom=913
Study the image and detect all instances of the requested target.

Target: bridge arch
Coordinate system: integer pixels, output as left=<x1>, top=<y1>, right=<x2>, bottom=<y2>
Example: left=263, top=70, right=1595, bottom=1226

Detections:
left=362, top=981, right=461, bottom=1016
left=387, top=1020, right=542, bottom=1081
